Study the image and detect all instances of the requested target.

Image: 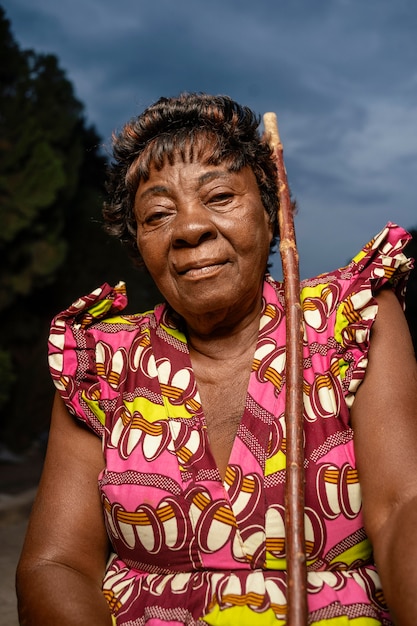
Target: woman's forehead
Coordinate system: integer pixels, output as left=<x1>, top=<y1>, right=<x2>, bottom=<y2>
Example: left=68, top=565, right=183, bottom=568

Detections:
left=145, top=130, right=225, bottom=167
left=128, top=130, right=245, bottom=191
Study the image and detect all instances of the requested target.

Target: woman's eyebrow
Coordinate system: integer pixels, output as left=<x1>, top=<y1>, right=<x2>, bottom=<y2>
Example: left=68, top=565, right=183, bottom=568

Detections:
left=198, top=170, right=230, bottom=185
left=137, top=170, right=232, bottom=202
left=137, top=184, right=170, bottom=200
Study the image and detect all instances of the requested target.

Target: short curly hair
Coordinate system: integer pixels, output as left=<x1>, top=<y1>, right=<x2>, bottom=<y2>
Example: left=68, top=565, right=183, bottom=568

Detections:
left=103, top=92, right=280, bottom=265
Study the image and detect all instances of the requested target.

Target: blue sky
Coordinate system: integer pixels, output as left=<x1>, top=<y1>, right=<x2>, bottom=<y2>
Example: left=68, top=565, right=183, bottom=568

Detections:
left=3, top=0, right=417, bottom=280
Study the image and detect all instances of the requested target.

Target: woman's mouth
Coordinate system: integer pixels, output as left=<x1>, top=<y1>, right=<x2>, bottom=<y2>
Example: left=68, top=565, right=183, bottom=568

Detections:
left=181, top=263, right=225, bottom=278
left=177, top=259, right=227, bottom=278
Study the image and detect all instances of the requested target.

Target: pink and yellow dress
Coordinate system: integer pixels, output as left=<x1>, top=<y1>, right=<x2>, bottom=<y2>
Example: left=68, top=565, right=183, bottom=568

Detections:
left=48, top=223, right=412, bottom=625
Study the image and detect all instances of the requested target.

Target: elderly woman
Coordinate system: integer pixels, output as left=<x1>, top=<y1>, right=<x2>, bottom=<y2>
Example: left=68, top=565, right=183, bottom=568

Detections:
left=17, top=93, right=417, bottom=625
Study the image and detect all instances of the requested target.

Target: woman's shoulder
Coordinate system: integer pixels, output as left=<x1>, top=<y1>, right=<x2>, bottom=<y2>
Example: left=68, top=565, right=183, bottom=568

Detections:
left=301, top=222, right=412, bottom=301
left=48, top=281, right=166, bottom=391
left=297, top=223, right=413, bottom=406
left=47, top=282, right=166, bottom=437
left=49, top=281, right=165, bottom=338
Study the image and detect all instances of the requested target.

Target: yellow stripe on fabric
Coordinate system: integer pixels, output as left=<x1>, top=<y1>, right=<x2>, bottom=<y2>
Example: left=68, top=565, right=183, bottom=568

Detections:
left=264, top=450, right=286, bottom=475
left=203, top=604, right=284, bottom=626
left=328, top=539, right=373, bottom=568
left=99, top=315, right=134, bottom=325
left=351, top=247, right=368, bottom=265
left=82, top=393, right=106, bottom=426
left=160, top=323, right=189, bottom=343
left=125, top=395, right=196, bottom=423
left=125, top=396, right=168, bottom=423
left=312, top=617, right=381, bottom=626
left=333, top=301, right=355, bottom=382
left=264, top=553, right=287, bottom=570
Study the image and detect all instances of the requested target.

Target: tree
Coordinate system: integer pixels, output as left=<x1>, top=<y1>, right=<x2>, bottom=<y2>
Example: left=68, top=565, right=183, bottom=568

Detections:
left=0, top=7, right=160, bottom=449
left=0, top=26, right=84, bottom=309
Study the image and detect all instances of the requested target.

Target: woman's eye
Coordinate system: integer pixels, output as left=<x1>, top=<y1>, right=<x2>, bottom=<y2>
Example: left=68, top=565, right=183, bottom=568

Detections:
left=143, top=209, right=169, bottom=225
left=147, top=212, right=164, bottom=222
left=207, top=192, right=233, bottom=205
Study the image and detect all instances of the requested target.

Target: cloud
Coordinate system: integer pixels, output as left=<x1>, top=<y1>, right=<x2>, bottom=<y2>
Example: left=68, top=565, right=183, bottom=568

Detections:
left=3, top=0, right=417, bottom=279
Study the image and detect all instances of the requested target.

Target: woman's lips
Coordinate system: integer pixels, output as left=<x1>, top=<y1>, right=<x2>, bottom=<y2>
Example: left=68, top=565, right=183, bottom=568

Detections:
left=176, top=259, right=227, bottom=277
left=182, top=263, right=224, bottom=278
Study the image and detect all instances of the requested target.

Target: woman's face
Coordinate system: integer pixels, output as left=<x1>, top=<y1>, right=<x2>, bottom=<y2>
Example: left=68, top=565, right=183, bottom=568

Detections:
left=134, top=156, right=273, bottom=331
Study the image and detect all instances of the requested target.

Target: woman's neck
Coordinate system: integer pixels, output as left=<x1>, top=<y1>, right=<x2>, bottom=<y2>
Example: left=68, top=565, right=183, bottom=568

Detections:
left=186, top=302, right=262, bottom=362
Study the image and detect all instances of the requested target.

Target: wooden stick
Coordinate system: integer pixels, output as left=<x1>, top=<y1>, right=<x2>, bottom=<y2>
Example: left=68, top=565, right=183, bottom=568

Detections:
left=263, top=112, right=307, bottom=625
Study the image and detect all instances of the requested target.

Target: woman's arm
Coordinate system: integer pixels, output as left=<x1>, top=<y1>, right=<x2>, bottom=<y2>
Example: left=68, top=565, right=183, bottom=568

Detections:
left=351, top=288, right=417, bottom=625
left=16, top=392, right=113, bottom=625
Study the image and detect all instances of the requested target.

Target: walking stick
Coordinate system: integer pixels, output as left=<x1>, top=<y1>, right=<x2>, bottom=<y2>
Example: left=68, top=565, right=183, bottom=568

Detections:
left=263, top=112, right=307, bottom=625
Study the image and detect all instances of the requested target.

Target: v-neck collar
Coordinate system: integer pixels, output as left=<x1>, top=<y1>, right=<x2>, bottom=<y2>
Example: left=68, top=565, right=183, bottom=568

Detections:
left=149, top=276, right=286, bottom=489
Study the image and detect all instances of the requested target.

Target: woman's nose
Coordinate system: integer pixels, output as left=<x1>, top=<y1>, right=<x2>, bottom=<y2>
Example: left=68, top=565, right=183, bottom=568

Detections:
left=172, top=203, right=217, bottom=248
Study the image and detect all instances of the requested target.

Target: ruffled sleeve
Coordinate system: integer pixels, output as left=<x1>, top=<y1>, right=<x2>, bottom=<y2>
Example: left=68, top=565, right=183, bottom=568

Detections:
left=347, top=221, right=412, bottom=300
left=48, top=282, right=128, bottom=437
left=301, top=222, right=413, bottom=408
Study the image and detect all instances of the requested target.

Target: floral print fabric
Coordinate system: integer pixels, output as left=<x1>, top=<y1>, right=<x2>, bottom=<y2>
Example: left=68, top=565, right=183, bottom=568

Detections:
left=48, top=223, right=412, bottom=625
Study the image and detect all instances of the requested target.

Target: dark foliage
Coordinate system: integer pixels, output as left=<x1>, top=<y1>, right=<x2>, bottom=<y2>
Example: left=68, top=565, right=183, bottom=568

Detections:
left=0, top=7, right=161, bottom=450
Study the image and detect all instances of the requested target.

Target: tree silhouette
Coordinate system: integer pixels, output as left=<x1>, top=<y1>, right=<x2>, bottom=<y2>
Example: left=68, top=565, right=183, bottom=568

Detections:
left=0, top=7, right=160, bottom=450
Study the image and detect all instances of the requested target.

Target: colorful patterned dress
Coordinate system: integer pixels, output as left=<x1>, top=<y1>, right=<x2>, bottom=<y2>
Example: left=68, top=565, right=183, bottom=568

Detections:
left=48, top=223, right=412, bottom=625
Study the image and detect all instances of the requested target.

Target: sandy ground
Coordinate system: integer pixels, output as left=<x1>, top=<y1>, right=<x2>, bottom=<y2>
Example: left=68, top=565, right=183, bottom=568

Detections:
left=0, top=444, right=44, bottom=626
left=0, top=512, right=32, bottom=626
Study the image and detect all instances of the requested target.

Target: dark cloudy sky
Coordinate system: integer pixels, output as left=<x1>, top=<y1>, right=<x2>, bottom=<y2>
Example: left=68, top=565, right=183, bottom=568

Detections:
left=3, top=0, right=417, bottom=280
